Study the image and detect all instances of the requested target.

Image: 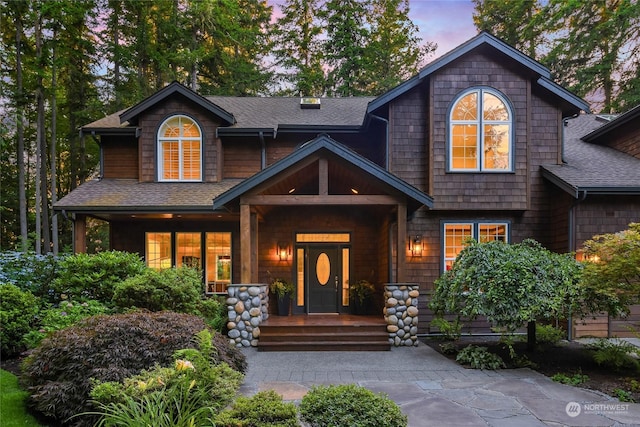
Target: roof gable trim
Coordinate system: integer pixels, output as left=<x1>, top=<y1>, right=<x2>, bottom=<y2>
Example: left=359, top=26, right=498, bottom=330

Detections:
left=120, top=81, right=235, bottom=126
left=213, top=135, right=434, bottom=210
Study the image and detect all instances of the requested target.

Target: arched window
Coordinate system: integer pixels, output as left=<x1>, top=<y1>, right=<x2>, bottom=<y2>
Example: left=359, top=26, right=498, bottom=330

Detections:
left=158, top=115, right=202, bottom=181
left=449, top=88, right=513, bottom=172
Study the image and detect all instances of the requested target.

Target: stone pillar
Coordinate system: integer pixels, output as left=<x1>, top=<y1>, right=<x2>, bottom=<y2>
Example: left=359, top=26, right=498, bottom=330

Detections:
left=384, top=283, right=419, bottom=346
left=226, top=284, right=269, bottom=347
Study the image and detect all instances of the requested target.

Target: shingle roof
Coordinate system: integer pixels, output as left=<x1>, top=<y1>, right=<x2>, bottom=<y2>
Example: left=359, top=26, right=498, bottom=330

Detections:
left=541, top=114, right=640, bottom=197
left=81, top=97, right=374, bottom=132
left=54, top=179, right=244, bottom=212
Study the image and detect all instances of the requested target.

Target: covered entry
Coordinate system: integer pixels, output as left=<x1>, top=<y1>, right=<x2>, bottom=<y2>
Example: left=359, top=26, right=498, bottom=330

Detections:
left=212, top=134, right=433, bottom=314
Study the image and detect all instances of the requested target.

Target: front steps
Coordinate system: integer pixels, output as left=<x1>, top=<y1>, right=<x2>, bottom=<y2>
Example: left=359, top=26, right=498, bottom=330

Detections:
left=257, top=315, right=390, bottom=351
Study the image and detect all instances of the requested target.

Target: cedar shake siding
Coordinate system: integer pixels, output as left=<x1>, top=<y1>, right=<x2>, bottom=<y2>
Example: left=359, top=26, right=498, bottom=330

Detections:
left=137, top=98, right=222, bottom=183
left=102, top=136, right=138, bottom=179
left=223, top=140, right=262, bottom=178
left=429, top=50, right=530, bottom=211
left=606, top=130, right=640, bottom=160
left=574, top=196, right=640, bottom=247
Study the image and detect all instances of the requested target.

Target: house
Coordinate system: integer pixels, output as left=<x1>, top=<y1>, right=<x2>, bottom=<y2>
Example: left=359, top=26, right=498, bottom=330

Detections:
left=55, top=32, right=640, bottom=346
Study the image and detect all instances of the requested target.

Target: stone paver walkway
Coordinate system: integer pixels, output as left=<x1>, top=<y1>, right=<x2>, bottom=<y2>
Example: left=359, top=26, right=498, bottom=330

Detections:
left=239, top=343, right=640, bottom=427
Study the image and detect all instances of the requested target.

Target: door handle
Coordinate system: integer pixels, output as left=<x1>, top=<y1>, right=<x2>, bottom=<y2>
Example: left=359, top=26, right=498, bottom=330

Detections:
left=335, top=275, right=338, bottom=291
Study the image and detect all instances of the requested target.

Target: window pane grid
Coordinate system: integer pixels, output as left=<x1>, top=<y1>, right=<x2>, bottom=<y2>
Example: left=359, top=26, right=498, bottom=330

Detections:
left=443, top=222, right=508, bottom=271
left=450, top=89, right=511, bottom=171
left=158, top=116, right=202, bottom=181
left=206, top=232, right=232, bottom=294
left=146, top=232, right=172, bottom=270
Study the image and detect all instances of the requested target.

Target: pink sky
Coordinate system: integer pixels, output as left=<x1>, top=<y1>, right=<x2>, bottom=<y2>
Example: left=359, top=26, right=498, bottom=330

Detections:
left=269, top=0, right=478, bottom=58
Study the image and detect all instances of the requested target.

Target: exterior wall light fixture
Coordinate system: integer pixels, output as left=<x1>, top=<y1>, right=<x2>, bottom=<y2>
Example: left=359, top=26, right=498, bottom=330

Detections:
left=277, top=242, right=291, bottom=261
left=410, top=235, right=423, bottom=257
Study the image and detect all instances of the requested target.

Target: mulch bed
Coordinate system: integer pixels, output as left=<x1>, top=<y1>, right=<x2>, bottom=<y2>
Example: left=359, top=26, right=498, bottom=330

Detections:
left=424, top=336, right=640, bottom=403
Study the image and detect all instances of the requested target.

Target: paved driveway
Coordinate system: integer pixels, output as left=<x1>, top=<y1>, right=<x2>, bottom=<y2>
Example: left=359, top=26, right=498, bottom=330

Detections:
left=240, top=343, right=640, bottom=427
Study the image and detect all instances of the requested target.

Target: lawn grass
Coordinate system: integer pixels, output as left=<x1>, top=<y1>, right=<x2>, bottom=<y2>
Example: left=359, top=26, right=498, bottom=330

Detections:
left=0, top=369, right=43, bottom=427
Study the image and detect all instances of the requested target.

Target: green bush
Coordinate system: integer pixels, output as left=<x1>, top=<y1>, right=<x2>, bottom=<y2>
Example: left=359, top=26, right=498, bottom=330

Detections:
left=21, top=311, right=245, bottom=426
left=215, top=390, right=299, bottom=427
left=0, top=284, right=40, bottom=357
left=113, top=267, right=202, bottom=313
left=299, top=384, right=407, bottom=427
left=0, top=251, right=60, bottom=298
left=587, top=339, right=640, bottom=372
left=52, top=251, right=145, bottom=303
left=456, top=345, right=505, bottom=370
left=23, top=300, right=112, bottom=349
left=551, top=372, right=589, bottom=386
left=88, top=330, right=243, bottom=426
left=535, top=324, right=565, bottom=346
left=197, top=295, right=228, bottom=333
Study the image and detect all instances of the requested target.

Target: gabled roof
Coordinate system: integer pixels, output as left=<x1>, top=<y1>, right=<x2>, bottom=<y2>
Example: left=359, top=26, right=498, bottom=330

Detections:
left=541, top=114, right=640, bottom=197
left=582, top=104, right=640, bottom=143
left=119, top=81, right=235, bottom=126
left=213, top=134, right=434, bottom=212
left=367, top=32, right=590, bottom=114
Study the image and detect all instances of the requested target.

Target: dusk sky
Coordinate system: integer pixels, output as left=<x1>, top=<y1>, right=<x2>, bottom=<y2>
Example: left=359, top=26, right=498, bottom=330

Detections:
left=270, top=0, right=478, bottom=59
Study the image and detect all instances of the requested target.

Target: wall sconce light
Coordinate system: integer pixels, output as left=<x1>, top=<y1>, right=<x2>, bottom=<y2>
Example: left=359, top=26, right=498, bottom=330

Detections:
left=277, top=242, right=291, bottom=261
left=410, top=235, right=423, bottom=257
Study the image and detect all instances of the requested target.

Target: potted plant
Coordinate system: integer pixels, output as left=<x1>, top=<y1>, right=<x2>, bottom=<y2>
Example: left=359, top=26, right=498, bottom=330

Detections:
left=350, top=280, right=375, bottom=315
left=270, top=278, right=294, bottom=316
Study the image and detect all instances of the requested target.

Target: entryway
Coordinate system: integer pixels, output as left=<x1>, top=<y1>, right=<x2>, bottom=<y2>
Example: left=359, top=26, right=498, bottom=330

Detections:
left=308, top=246, right=340, bottom=313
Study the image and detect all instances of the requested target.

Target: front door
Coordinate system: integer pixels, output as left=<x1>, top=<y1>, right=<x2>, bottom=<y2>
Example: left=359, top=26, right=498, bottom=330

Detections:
left=308, top=246, right=340, bottom=313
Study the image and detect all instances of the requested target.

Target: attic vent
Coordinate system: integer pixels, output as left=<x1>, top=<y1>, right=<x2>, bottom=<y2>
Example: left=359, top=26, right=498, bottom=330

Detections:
left=300, top=97, right=321, bottom=109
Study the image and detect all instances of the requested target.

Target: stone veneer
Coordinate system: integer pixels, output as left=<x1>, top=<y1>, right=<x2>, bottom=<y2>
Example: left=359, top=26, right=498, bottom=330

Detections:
left=226, top=284, right=269, bottom=347
left=384, top=284, right=419, bottom=346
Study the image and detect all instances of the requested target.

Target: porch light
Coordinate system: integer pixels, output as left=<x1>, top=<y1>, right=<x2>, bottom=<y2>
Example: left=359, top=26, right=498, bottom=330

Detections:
left=277, top=242, right=291, bottom=261
left=410, top=235, right=423, bottom=257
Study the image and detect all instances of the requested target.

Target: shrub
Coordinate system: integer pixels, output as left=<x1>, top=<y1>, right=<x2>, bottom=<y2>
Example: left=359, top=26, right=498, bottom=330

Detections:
left=197, top=295, right=228, bottom=333
left=52, top=251, right=145, bottom=303
left=21, top=311, right=245, bottom=426
left=23, top=300, right=112, bottom=349
left=215, top=390, right=299, bottom=427
left=112, top=267, right=202, bottom=313
left=587, top=339, right=639, bottom=372
left=0, top=251, right=60, bottom=298
left=535, top=324, right=565, bottom=346
left=0, top=284, right=40, bottom=357
left=551, top=372, right=589, bottom=386
left=88, top=330, right=244, bottom=427
left=456, top=345, right=505, bottom=370
left=299, top=384, right=407, bottom=427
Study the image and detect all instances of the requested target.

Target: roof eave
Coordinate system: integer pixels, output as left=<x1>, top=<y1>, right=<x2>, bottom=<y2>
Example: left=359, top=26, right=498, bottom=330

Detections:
left=541, top=168, right=579, bottom=198
left=582, top=104, right=640, bottom=142
left=80, top=127, right=137, bottom=136
left=536, top=77, right=591, bottom=113
left=120, top=81, right=235, bottom=126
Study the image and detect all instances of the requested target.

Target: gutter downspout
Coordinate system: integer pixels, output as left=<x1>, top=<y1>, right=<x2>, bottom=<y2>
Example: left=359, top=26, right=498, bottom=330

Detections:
left=369, top=114, right=389, bottom=170
left=567, top=189, right=587, bottom=341
left=259, top=131, right=266, bottom=170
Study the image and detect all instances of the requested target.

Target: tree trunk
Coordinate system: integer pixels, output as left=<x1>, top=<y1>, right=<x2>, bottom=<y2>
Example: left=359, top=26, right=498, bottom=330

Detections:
left=50, top=30, right=59, bottom=254
left=527, top=320, right=537, bottom=351
left=16, top=13, right=28, bottom=252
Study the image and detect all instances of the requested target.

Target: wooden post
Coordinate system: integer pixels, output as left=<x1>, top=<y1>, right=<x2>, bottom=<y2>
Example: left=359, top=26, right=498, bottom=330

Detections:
left=73, top=214, right=87, bottom=254
left=397, top=204, right=406, bottom=282
left=240, top=203, right=251, bottom=283
left=251, top=210, right=258, bottom=283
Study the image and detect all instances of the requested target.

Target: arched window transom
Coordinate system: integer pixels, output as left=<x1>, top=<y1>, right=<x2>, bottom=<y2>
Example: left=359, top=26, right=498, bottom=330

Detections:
left=158, top=115, right=202, bottom=181
left=449, top=88, right=513, bottom=172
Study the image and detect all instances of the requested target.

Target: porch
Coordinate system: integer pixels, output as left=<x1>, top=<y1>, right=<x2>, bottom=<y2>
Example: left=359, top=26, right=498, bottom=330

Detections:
left=257, top=314, right=390, bottom=351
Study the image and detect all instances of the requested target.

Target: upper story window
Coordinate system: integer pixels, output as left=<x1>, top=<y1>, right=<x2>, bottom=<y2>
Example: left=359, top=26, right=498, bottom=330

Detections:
left=158, top=115, right=202, bottom=181
left=449, top=88, right=513, bottom=172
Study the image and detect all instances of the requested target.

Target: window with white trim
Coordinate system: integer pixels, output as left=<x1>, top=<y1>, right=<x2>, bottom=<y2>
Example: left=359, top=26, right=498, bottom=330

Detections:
left=449, top=88, right=512, bottom=171
left=443, top=222, right=509, bottom=271
left=158, top=115, right=202, bottom=181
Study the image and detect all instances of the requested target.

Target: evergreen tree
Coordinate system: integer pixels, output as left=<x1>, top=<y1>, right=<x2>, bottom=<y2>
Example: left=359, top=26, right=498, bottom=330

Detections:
left=366, top=0, right=435, bottom=94
left=541, top=0, right=640, bottom=113
left=272, top=0, right=326, bottom=96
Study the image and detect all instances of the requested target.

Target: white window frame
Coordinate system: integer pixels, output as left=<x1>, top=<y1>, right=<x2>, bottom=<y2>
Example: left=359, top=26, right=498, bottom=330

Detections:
left=448, top=88, right=513, bottom=172
left=442, top=221, right=510, bottom=272
left=157, top=115, right=203, bottom=182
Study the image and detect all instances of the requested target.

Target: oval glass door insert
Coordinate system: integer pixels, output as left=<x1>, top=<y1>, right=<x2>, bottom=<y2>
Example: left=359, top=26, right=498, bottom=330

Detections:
left=316, top=253, right=331, bottom=286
